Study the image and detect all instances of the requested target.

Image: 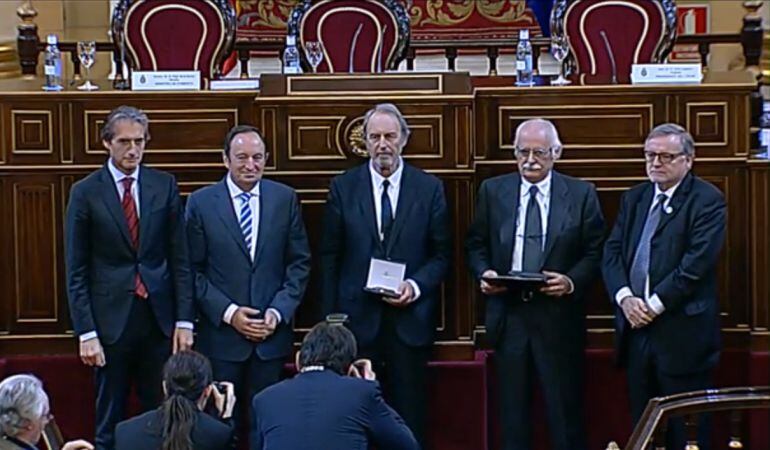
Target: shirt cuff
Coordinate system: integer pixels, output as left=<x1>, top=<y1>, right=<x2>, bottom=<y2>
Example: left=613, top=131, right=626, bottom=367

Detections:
left=647, top=294, right=666, bottom=315
left=175, top=321, right=194, bottom=330
left=615, top=286, right=634, bottom=306
left=406, top=279, right=421, bottom=301
left=222, top=303, right=239, bottom=325
left=79, top=331, right=98, bottom=342
left=267, top=308, right=282, bottom=324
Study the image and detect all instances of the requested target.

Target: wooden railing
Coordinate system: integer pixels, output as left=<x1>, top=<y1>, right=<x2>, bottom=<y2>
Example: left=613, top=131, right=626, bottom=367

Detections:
left=607, top=387, right=770, bottom=450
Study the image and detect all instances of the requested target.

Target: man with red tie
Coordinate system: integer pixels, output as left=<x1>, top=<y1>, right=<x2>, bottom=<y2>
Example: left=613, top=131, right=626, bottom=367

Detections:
left=65, top=106, right=193, bottom=450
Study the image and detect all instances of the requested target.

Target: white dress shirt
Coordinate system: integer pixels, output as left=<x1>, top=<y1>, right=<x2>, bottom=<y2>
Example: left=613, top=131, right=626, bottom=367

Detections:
left=368, top=159, right=421, bottom=300
left=221, top=176, right=283, bottom=325
left=511, top=172, right=551, bottom=271
left=614, top=181, right=682, bottom=315
left=80, top=160, right=192, bottom=343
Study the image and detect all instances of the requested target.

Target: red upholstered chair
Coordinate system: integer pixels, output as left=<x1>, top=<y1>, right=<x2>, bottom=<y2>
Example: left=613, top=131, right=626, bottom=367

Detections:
left=551, top=0, right=677, bottom=84
left=287, top=0, right=410, bottom=73
left=111, top=0, right=236, bottom=81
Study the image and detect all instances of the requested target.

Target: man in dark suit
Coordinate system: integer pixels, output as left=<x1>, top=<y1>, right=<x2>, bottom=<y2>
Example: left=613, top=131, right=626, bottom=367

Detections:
left=251, top=321, right=419, bottom=450
left=186, top=125, right=311, bottom=428
left=65, top=106, right=193, bottom=450
left=465, top=119, right=605, bottom=450
left=319, top=103, right=451, bottom=445
left=602, top=123, right=726, bottom=449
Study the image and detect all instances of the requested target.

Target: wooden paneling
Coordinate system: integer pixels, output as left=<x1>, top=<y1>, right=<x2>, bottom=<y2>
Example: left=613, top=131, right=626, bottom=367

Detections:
left=0, top=73, right=765, bottom=358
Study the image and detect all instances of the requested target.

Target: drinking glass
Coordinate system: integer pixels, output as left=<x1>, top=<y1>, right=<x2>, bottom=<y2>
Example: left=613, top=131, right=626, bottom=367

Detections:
left=304, top=41, right=324, bottom=73
left=77, top=41, right=98, bottom=90
left=550, top=35, right=571, bottom=86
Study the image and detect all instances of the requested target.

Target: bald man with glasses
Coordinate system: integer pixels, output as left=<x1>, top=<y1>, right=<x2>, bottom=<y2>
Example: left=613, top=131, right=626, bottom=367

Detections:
left=466, top=119, right=605, bottom=450
left=602, top=123, right=726, bottom=450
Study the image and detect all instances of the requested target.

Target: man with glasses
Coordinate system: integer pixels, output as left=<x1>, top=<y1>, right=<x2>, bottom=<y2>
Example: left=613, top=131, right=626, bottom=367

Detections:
left=65, top=106, right=193, bottom=450
left=320, top=103, right=450, bottom=446
left=466, top=118, right=605, bottom=450
left=602, top=123, right=726, bottom=449
left=186, top=125, right=311, bottom=429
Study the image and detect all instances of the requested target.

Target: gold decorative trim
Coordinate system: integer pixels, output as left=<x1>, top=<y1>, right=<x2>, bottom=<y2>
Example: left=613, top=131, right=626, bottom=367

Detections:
left=61, top=103, right=73, bottom=163
left=0, top=333, right=75, bottom=340
left=13, top=182, right=58, bottom=323
left=403, top=114, right=444, bottom=159
left=685, top=101, right=729, bottom=148
left=84, top=108, right=238, bottom=155
left=284, top=73, right=445, bottom=96
left=257, top=94, right=474, bottom=102
left=11, top=110, right=54, bottom=154
left=497, top=104, right=654, bottom=150
left=287, top=115, right=346, bottom=160
left=0, top=103, right=5, bottom=164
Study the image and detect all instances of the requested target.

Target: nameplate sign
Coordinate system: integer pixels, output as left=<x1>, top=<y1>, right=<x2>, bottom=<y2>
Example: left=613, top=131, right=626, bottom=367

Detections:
left=631, top=64, right=702, bottom=84
left=131, top=71, right=201, bottom=91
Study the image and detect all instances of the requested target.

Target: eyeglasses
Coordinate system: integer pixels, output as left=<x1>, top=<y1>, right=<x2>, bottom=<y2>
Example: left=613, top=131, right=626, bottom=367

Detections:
left=643, top=151, right=686, bottom=164
left=112, top=137, right=147, bottom=148
left=367, top=132, right=400, bottom=144
left=514, top=147, right=553, bottom=159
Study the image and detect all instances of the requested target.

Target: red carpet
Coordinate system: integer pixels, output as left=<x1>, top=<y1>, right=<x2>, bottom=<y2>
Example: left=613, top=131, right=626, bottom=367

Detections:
left=0, top=350, right=766, bottom=450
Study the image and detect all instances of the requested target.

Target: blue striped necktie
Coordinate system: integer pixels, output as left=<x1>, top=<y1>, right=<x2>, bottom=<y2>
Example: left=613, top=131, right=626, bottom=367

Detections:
left=238, top=192, right=253, bottom=257
left=630, top=193, right=667, bottom=296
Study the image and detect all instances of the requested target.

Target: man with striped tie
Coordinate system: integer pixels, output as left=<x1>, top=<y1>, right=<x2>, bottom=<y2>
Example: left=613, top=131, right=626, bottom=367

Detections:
left=603, top=124, right=726, bottom=450
left=65, top=106, right=193, bottom=450
left=185, top=124, right=311, bottom=429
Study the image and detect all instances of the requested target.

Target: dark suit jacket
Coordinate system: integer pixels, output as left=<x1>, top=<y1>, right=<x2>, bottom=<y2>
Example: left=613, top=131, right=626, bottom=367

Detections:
left=186, top=178, right=311, bottom=361
left=602, top=172, right=726, bottom=375
left=115, top=409, right=233, bottom=450
left=65, top=165, right=192, bottom=345
left=251, top=370, right=419, bottom=450
left=465, top=171, right=606, bottom=346
left=319, top=162, right=451, bottom=347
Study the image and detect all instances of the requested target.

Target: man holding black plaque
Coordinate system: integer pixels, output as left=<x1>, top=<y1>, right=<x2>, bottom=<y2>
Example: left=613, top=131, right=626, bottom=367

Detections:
left=319, top=103, right=451, bottom=445
left=465, top=119, right=605, bottom=450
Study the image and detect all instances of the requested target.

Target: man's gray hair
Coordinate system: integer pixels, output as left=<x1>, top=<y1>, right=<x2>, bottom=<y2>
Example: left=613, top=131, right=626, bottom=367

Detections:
left=645, top=123, right=695, bottom=155
left=362, top=103, right=411, bottom=144
left=513, top=118, right=562, bottom=149
left=0, top=374, right=49, bottom=437
left=100, top=105, right=151, bottom=142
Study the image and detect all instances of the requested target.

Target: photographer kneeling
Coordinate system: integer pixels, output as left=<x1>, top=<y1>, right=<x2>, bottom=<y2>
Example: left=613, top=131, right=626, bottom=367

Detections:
left=116, top=351, right=235, bottom=450
left=251, top=321, right=418, bottom=450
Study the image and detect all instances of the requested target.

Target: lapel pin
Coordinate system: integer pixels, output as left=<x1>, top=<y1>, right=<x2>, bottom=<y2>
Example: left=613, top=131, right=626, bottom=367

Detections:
left=664, top=206, right=673, bottom=214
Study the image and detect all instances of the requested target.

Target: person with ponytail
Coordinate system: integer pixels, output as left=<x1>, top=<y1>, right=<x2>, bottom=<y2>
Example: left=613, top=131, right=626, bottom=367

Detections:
left=115, top=351, right=235, bottom=450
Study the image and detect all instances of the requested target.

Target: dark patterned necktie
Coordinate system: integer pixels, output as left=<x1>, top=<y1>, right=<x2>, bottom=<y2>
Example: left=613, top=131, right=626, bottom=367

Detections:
left=121, top=177, right=148, bottom=299
left=381, top=179, right=393, bottom=242
left=521, top=185, right=543, bottom=272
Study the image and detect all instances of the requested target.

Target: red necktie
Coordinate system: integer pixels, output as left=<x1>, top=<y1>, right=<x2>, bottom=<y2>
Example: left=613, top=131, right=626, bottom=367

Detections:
left=121, top=177, right=148, bottom=299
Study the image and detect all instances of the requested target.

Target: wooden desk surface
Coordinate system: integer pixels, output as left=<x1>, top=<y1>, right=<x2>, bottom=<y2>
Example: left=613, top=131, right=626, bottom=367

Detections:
left=0, top=70, right=756, bottom=95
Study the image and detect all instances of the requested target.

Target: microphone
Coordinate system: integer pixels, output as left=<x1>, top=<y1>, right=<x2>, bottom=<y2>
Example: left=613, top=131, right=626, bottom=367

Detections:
left=376, top=25, right=388, bottom=72
left=599, top=30, right=617, bottom=84
left=349, top=23, right=364, bottom=73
